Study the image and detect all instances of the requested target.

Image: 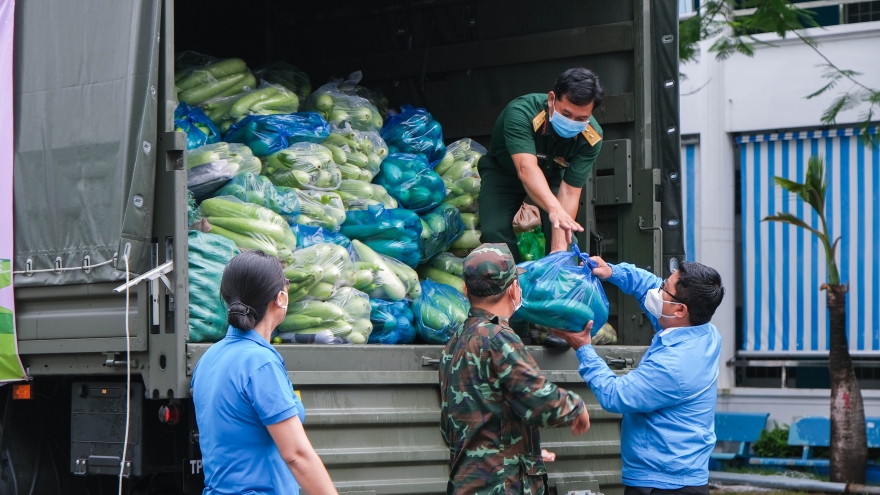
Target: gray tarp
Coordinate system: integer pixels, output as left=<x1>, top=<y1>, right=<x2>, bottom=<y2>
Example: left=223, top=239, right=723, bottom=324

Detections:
left=12, top=0, right=160, bottom=287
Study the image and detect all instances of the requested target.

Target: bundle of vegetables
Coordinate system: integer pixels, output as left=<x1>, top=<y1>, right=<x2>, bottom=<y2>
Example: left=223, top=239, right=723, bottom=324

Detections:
left=304, top=82, right=383, bottom=132
left=293, top=189, right=346, bottom=232
left=418, top=203, right=464, bottom=262
left=411, top=280, right=470, bottom=345
left=337, top=180, right=398, bottom=211
left=224, top=112, right=331, bottom=157
left=438, top=138, right=486, bottom=215
left=380, top=105, right=446, bottom=167
left=254, top=61, right=312, bottom=102
left=215, top=173, right=300, bottom=224
left=322, top=126, right=387, bottom=181
left=199, top=82, right=301, bottom=134
left=514, top=244, right=609, bottom=334
left=450, top=212, right=482, bottom=258
left=368, top=299, right=416, bottom=345
left=374, top=153, right=446, bottom=213
left=200, top=196, right=297, bottom=261
left=350, top=240, right=421, bottom=301
left=283, top=242, right=357, bottom=302
left=516, top=226, right=546, bottom=261
left=294, top=224, right=351, bottom=249
left=187, top=143, right=262, bottom=200
left=188, top=231, right=239, bottom=343
left=264, top=142, right=341, bottom=191
left=175, top=102, right=221, bottom=150
left=417, top=252, right=465, bottom=294
left=176, top=57, right=256, bottom=107
left=277, top=287, right=372, bottom=344
left=340, top=205, right=422, bottom=267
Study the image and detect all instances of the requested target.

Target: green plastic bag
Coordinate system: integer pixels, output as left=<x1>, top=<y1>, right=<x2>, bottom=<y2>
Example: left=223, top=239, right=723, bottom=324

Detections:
left=517, top=226, right=546, bottom=261
left=188, top=231, right=239, bottom=343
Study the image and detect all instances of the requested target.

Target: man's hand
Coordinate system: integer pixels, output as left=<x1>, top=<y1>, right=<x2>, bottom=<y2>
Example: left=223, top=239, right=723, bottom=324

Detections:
left=550, top=321, right=593, bottom=350
left=589, top=256, right=612, bottom=280
left=548, top=207, right=584, bottom=246
left=541, top=449, right=556, bottom=462
left=571, top=407, right=591, bottom=435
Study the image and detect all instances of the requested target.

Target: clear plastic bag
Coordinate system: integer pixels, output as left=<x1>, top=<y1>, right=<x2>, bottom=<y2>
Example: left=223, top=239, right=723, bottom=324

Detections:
left=294, top=224, right=351, bottom=249
left=199, top=196, right=297, bottom=260
left=322, top=126, right=388, bottom=181
left=254, top=61, right=312, bottom=102
left=303, top=82, right=383, bottom=132
left=437, top=138, right=487, bottom=179
left=341, top=205, right=422, bottom=267
left=514, top=244, right=609, bottom=334
left=337, top=180, right=398, bottom=211
left=175, top=102, right=221, bottom=149
left=429, top=253, right=463, bottom=277
left=411, top=280, right=470, bottom=345
left=418, top=204, right=465, bottom=262
left=284, top=242, right=357, bottom=302
left=264, top=142, right=341, bottom=191
left=199, top=82, right=301, bottom=134
left=516, top=226, right=546, bottom=262
left=349, top=240, right=410, bottom=301
left=188, top=231, right=239, bottom=343
left=374, top=153, right=446, bottom=213
left=175, top=56, right=256, bottom=106
left=294, top=189, right=346, bottom=232
left=368, top=299, right=416, bottom=345
left=381, top=105, right=447, bottom=167
left=224, top=112, right=331, bottom=157
left=188, top=142, right=262, bottom=174
left=215, top=173, right=300, bottom=224
left=334, top=75, right=391, bottom=118
left=329, top=287, right=373, bottom=344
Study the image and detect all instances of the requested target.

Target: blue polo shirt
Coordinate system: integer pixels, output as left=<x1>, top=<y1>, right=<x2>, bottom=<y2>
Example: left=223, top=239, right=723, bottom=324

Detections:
left=192, top=326, right=306, bottom=495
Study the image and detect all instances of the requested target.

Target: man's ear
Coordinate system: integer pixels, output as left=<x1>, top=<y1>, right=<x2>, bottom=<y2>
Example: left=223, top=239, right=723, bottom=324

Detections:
left=676, top=303, right=689, bottom=320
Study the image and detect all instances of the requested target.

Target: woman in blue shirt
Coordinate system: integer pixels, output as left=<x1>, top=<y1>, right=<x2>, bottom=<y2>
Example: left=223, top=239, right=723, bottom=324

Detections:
left=192, top=250, right=338, bottom=495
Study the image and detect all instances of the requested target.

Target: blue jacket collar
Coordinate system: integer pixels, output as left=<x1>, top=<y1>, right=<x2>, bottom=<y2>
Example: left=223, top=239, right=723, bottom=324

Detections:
left=226, top=326, right=274, bottom=350
left=658, top=322, right=714, bottom=346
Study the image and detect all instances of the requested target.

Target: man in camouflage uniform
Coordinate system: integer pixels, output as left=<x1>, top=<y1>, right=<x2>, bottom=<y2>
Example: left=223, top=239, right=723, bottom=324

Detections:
left=439, top=243, right=591, bottom=495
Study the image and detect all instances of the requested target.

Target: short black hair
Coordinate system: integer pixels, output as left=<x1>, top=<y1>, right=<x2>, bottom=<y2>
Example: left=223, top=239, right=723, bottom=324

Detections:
left=220, top=250, right=286, bottom=331
left=466, top=278, right=513, bottom=304
left=553, top=68, right=604, bottom=107
left=674, top=261, right=725, bottom=326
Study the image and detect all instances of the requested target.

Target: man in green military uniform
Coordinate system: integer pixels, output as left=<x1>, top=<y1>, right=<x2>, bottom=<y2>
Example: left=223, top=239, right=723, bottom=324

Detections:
left=439, top=243, right=591, bottom=495
left=478, top=68, right=604, bottom=260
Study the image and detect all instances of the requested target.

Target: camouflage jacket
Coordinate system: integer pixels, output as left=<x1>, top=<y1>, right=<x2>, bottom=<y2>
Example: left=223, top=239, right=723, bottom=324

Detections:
left=439, top=307, right=585, bottom=495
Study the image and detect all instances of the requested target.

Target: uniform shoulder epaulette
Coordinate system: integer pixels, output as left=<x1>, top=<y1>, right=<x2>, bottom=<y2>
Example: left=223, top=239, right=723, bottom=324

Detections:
left=532, top=110, right=546, bottom=132
left=581, top=123, right=602, bottom=146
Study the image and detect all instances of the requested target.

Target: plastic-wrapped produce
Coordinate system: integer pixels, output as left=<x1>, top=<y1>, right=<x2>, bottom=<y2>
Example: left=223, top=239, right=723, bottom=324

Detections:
left=294, top=224, right=351, bottom=249
left=429, top=253, right=463, bottom=277
left=411, top=280, right=470, bottom=345
left=265, top=142, right=341, bottom=191
left=276, top=287, right=371, bottom=344
left=254, top=61, right=312, bottom=102
left=381, top=105, right=446, bottom=167
left=175, top=102, right=221, bottom=150
left=224, top=112, right=331, bottom=157
left=341, top=205, right=422, bottom=267
left=517, top=226, right=546, bottom=261
left=335, top=77, right=390, bottom=118
left=329, top=287, right=373, bottom=344
left=294, top=189, right=346, bottom=232
left=514, top=244, right=609, bottom=334
left=368, top=299, right=416, bottom=345
left=322, top=127, right=387, bottom=182
left=283, top=242, right=357, bottom=302
left=215, top=173, right=300, bottom=224
left=374, top=153, right=446, bottom=213
left=175, top=56, right=256, bottom=106
left=440, top=138, right=486, bottom=215
left=349, top=240, right=412, bottom=301
left=303, top=82, right=383, bottom=132
left=418, top=204, right=464, bottom=262
left=200, top=196, right=297, bottom=260
left=187, top=142, right=262, bottom=200
left=337, top=180, right=398, bottom=211
left=199, top=82, right=300, bottom=134
left=188, top=231, right=239, bottom=343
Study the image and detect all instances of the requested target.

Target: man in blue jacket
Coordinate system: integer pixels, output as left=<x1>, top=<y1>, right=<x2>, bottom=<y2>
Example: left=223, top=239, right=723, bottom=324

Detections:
left=552, top=257, right=724, bottom=495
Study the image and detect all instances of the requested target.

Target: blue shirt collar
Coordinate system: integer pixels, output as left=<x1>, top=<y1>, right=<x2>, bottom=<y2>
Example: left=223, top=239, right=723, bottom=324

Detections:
left=226, top=326, right=276, bottom=352
left=657, top=322, right=714, bottom=345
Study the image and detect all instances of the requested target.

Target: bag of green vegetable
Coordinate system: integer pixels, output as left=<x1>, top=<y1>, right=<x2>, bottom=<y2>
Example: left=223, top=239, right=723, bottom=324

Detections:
left=264, top=142, right=341, bottom=191
left=340, top=205, right=422, bottom=266
left=200, top=196, right=297, bottom=260
left=374, top=153, right=446, bottom=213
left=439, top=138, right=487, bottom=180
left=283, top=242, right=357, bottom=302
left=322, top=126, right=388, bottom=181
left=294, top=189, right=346, bottom=232
left=329, top=287, right=373, bottom=344
left=215, top=173, right=300, bottom=224
left=450, top=228, right=482, bottom=258
left=224, top=112, right=331, bottom=157
left=350, top=240, right=411, bottom=301
left=303, top=82, right=383, bottom=132
left=175, top=102, right=221, bottom=149
left=199, top=82, right=301, bottom=134
left=338, top=180, right=398, bottom=211
left=187, top=142, right=263, bottom=200
left=254, top=61, right=312, bottom=102
left=381, top=105, right=446, bottom=167
left=517, top=226, right=546, bottom=261
left=188, top=231, right=239, bottom=343
left=411, top=280, right=470, bottom=345
left=277, top=287, right=370, bottom=344
left=294, top=224, right=351, bottom=249
left=176, top=57, right=256, bottom=106
left=368, top=299, right=416, bottom=345
left=332, top=72, right=391, bottom=118
left=514, top=244, right=609, bottom=334
left=418, top=203, right=465, bottom=261
left=429, top=253, right=463, bottom=277
left=416, top=265, right=464, bottom=294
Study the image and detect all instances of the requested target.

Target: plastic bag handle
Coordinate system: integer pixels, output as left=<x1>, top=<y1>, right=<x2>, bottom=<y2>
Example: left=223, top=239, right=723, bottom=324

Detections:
left=571, top=243, right=597, bottom=270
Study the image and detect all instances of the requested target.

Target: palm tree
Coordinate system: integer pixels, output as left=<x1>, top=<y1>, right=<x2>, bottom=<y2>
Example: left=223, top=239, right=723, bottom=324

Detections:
left=764, top=156, right=866, bottom=483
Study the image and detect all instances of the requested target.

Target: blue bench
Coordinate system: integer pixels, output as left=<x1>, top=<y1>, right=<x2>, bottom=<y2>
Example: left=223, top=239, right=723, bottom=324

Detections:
left=750, top=416, right=880, bottom=468
left=711, top=412, right=769, bottom=462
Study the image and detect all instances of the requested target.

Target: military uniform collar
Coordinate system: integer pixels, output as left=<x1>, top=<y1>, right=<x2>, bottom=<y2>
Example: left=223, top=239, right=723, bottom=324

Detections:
left=468, top=306, right=510, bottom=326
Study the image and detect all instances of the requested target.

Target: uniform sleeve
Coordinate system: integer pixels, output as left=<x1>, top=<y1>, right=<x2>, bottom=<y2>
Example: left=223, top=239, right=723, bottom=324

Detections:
left=563, top=129, right=602, bottom=188
left=502, top=105, right=538, bottom=157
left=244, top=361, right=303, bottom=426
left=607, top=262, right=663, bottom=331
left=491, top=330, right=584, bottom=428
left=575, top=345, right=683, bottom=414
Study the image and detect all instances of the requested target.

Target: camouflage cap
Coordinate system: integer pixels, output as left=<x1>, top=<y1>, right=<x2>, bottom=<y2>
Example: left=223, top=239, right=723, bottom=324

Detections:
left=462, top=243, right=525, bottom=296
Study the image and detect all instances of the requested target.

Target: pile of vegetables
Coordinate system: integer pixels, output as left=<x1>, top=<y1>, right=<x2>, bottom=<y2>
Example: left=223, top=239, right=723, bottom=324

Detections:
left=200, top=82, right=301, bottom=134
left=381, top=105, right=446, bottom=167
left=176, top=55, right=256, bottom=107
left=374, top=153, right=446, bottom=213
left=264, top=143, right=341, bottom=191
left=304, top=82, right=384, bottom=132
left=200, top=196, right=297, bottom=262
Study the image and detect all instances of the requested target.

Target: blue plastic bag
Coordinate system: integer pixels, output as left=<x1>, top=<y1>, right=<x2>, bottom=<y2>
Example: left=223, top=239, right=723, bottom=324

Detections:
left=294, top=224, right=352, bottom=249
left=368, top=299, right=416, bottom=345
left=514, top=244, right=610, bottom=334
left=374, top=153, right=446, bottom=213
left=224, top=112, right=331, bottom=157
left=341, top=205, right=422, bottom=267
left=411, top=280, right=470, bottom=345
left=175, top=102, right=222, bottom=150
left=418, top=204, right=465, bottom=262
left=381, top=105, right=447, bottom=167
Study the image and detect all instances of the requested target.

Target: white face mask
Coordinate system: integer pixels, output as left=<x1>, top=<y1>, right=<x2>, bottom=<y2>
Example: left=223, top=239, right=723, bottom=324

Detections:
left=510, top=283, right=523, bottom=312
left=644, top=288, right=684, bottom=320
left=278, top=291, right=289, bottom=311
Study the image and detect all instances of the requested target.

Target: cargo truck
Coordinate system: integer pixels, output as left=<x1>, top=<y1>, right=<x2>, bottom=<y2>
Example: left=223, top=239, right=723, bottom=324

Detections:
left=0, top=0, right=684, bottom=493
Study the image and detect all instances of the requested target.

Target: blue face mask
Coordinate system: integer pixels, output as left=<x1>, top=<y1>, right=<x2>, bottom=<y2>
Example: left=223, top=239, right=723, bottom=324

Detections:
left=549, top=101, right=588, bottom=138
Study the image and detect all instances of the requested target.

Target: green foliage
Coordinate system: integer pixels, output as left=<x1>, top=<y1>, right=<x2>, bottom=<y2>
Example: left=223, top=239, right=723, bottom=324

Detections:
left=752, top=421, right=802, bottom=458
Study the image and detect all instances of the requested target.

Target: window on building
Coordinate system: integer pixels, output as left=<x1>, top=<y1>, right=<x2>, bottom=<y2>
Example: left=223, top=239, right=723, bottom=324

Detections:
left=680, top=0, right=700, bottom=16
left=846, top=1, right=880, bottom=23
